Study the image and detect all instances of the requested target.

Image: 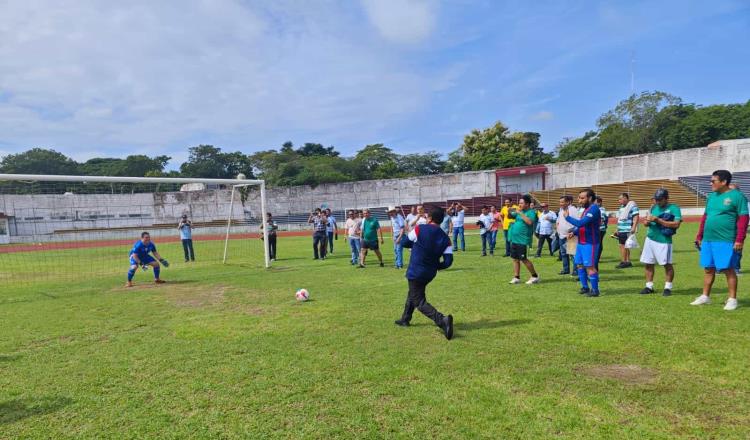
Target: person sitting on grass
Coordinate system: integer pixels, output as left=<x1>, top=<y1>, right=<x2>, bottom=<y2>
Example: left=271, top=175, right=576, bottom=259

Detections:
left=508, top=195, right=540, bottom=285
left=126, top=231, right=168, bottom=287
left=394, top=206, right=454, bottom=340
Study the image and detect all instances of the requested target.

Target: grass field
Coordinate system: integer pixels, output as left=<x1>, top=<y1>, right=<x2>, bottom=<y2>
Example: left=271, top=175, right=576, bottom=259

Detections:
left=2, top=223, right=750, bottom=439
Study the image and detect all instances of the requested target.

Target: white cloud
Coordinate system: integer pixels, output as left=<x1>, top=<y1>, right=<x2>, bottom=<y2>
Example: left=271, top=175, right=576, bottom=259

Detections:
left=0, top=0, right=451, bottom=160
left=530, top=111, right=554, bottom=121
left=361, top=0, right=438, bottom=44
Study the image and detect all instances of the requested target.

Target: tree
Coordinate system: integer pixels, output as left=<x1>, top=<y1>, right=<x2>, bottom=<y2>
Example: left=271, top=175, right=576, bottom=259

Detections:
left=352, top=144, right=399, bottom=179
left=398, top=151, right=445, bottom=176
left=0, top=148, right=79, bottom=175
left=179, top=145, right=253, bottom=179
left=296, top=143, right=340, bottom=157
left=447, top=122, right=549, bottom=171
left=80, top=155, right=170, bottom=177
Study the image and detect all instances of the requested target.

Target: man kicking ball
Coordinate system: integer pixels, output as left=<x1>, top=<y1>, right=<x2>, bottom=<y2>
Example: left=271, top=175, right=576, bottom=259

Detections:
left=394, top=206, right=454, bottom=340
left=126, top=231, right=169, bottom=287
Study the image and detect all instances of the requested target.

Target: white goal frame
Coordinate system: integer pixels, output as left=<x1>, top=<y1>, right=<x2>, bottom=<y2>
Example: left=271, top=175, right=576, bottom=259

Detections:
left=0, top=173, right=270, bottom=268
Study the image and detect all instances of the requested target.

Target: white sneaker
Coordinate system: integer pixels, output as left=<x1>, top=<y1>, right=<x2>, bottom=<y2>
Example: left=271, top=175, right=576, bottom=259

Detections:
left=525, top=277, right=540, bottom=285
left=509, top=277, right=521, bottom=284
left=724, top=298, right=738, bottom=311
left=690, top=295, right=711, bottom=306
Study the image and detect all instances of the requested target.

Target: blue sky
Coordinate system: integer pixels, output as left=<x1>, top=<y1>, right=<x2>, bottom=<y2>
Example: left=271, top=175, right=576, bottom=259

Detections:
left=1, top=0, right=749, bottom=169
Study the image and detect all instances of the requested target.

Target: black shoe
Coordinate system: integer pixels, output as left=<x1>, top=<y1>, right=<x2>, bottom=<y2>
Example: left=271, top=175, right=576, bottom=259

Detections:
left=559, top=270, right=570, bottom=275
left=313, top=257, right=319, bottom=260
left=441, top=315, right=454, bottom=340
left=662, top=288, right=672, bottom=297
left=623, top=261, right=633, bottom=268
left=357, top=264, right=365, bottom=269
left=481, top=253, right=487, bottom=257
left=379, top=262, right=384, bottom=267
left=579, top=287, right=590, bottom=295
left=586, top=290, right=600, bottom=297
left=394, top=319, right=410, bottom=327
left=640, top=287, right=654, bottom=295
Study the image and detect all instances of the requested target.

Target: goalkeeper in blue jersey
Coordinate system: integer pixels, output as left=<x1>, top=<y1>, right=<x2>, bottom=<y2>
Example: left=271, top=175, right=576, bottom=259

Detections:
left=564, top=188, right=603, bottom=297
left=126, top=231, right=169, bottom=287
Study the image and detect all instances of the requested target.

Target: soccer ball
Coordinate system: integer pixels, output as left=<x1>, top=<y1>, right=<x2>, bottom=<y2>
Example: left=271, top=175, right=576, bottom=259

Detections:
left=236, top=173, right=246, bottom=180
left=295, top=288, right=309, bottom=301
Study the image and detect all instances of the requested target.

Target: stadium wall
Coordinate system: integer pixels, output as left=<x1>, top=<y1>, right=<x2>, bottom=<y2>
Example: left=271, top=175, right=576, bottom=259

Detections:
left=545, top=139, right=750, bottom=189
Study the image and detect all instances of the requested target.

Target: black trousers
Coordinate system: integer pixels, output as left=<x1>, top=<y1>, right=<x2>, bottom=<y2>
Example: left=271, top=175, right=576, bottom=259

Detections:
left=597, top=230, right=606, bottom=270
left=181, top=239, right=195, bottom=261
left=400, top=279, right=445, bottom=326
left=267, top=234, right=277, bottom=260
left=313, top=232, right=327, bottom=259
left=535, top=234, right=553, bottom=257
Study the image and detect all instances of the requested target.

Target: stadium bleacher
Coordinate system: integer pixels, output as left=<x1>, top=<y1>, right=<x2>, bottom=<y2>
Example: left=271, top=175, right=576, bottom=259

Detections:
left=679, top=171, right=750, bottom=200
left=530, top=179, right=705, bottom=210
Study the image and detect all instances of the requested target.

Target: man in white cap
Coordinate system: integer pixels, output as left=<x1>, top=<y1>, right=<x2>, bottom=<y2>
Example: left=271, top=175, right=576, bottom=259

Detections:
left=388, top=206, right=406, bottom=269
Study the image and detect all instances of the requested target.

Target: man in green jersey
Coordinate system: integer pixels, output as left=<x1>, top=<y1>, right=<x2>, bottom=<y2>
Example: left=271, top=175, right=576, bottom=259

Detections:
left=639, top=189, right=682, bottom=296
left=508, top=194, right=540, bottom=285
left=359, top=208, right=385, bottom=268
left=691, top=170, right=749, bottom=311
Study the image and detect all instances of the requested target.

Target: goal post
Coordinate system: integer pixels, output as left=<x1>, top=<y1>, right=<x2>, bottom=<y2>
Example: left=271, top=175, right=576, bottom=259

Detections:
left=0, top=173, right=269, bottom=291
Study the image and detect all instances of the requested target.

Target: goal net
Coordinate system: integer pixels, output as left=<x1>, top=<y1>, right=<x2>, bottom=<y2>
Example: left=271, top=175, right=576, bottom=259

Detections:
left=0, top=174, right=269, bottom=292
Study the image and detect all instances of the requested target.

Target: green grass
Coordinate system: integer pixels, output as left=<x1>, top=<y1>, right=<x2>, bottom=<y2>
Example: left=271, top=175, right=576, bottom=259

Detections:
left=2, top=223, right=749, bottom=439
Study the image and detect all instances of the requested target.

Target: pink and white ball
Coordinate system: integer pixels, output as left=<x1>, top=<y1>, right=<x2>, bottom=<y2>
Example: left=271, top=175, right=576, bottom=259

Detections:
left=295, top=288, right=310, bottom=302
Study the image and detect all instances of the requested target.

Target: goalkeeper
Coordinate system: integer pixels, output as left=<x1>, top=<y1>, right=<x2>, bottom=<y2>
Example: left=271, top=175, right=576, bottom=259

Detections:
left=126, top=231, right=169, bottom=287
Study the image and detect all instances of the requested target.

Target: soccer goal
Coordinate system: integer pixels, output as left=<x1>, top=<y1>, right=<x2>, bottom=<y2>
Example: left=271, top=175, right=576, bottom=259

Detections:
left=0, top=173, right=270, bottom=291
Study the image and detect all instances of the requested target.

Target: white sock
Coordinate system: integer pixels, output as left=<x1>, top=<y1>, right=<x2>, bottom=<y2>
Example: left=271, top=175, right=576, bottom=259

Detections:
left=646, top=282, right=654, bottom=289
left=664, top=282, right=673, bottom=289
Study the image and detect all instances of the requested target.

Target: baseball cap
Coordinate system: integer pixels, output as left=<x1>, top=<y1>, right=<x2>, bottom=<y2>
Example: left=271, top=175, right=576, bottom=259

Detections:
left=387, top=205, right=397, bottom=212
left=654, top=189, right=669, bottom=200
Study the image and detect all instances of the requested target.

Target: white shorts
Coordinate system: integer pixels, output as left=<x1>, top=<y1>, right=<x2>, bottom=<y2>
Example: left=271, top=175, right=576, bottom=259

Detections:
left=639, top=237, right=673, bottom=265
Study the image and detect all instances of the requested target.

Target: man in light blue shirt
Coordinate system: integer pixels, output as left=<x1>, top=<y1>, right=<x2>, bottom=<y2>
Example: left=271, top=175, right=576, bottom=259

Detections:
left=534, top=204, right=557, bottom=257
left=389, top=206, right=406, bottom=269
left=450, top=202, right=466, bottom=251
left=325, top=208, right=338, bottom=254
left=178, top=214, right=195, bottom=262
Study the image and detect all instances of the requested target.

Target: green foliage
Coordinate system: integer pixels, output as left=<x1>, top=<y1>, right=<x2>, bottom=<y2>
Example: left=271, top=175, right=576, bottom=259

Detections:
left=447, top=122, right=550, bottom=171
left=80, top=155, right=170, bottom=177
left=556, top=92, right=750, bottom=161
left=179, top=145, right=254, bottom=179
left=0, top=148, right=79, bottom=175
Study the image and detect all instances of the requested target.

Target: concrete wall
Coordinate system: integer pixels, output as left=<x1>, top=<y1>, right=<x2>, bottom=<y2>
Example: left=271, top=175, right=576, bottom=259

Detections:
left=546, top=139, right=750, bottom=189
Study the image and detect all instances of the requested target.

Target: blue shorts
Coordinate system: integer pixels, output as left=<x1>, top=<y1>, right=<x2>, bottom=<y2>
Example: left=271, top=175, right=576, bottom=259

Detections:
left=130, top=255, right=156, bottom=266
left=700, top=241, right=738, bottom=271
left=574, top=243, right=600, bottom=268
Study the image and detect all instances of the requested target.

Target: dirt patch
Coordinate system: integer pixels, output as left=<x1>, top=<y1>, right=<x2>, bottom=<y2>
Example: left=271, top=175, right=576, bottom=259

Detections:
left=165, top=284, right=229, bottom=308
left=577, top=364, right=658, bottom=385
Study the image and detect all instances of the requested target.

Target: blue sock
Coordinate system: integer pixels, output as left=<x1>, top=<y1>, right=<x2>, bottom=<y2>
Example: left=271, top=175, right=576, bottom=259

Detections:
left=127, top=268, right=135, bottom=281
left=578, top=267, right=589, bottom=289
left=154, top=266, right=160, bottom=279
left=589, top=272, right=599, bottom=292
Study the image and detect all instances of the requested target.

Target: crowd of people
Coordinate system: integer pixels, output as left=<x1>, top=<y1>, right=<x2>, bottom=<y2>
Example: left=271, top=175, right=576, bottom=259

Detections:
left=123, top=169, right=747, bottom=338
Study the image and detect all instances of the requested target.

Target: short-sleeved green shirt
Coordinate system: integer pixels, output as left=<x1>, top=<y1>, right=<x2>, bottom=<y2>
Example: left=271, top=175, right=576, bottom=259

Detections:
left=362, top=217, right=380, bottom=242
left=508, top=209, right=538, bottom=247
left=647, top=203, right=682, bottom=244
left=703, top=189, right=750, bottom=243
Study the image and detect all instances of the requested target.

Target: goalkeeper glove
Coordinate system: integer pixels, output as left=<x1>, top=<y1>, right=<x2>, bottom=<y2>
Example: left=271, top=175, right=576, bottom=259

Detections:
left=159, top=258, right=170, bottom=267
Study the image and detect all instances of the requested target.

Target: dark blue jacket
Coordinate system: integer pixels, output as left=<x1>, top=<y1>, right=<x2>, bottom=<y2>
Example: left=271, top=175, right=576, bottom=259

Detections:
left=403, top=224, right=453, bottom=282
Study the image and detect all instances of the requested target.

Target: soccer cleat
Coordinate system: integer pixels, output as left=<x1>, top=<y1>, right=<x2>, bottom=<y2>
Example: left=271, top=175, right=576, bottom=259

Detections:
left=125, top=281, right=134, bottom=288
left=394, top=319, right=410, bottom=327
left=525, top=277, right=540, bottom=285
left=154, top=279, right=166, bottom=284
left=559, top=270, right=570, bottom=275
left=442, top=315, right=454, bottom=340
left=640, top=287, right=655, bottom=295
left=509, top=277, right=521, bottom=284
left=379, top=262, right=384, bottom=267
left=357, top=264, right=365, bottom=269
left=585, top=290, right=600, bottom=297
left=622, top=262, right=633, bottom=268
left=579, top=287, right=590, bottom=295
left=690, top=295, right=711, bottom=306
left=724, top=298, right=738, bottom=311
left=662, top=288, right=672, bottom=297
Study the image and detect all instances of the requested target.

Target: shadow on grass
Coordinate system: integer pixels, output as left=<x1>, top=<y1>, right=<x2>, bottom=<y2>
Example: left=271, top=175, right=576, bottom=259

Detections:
left=456, top=318, right=532, bottom=331
left=0, top=354, right=21, bottom=362
left=0, top=397, right=73, bottom=425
